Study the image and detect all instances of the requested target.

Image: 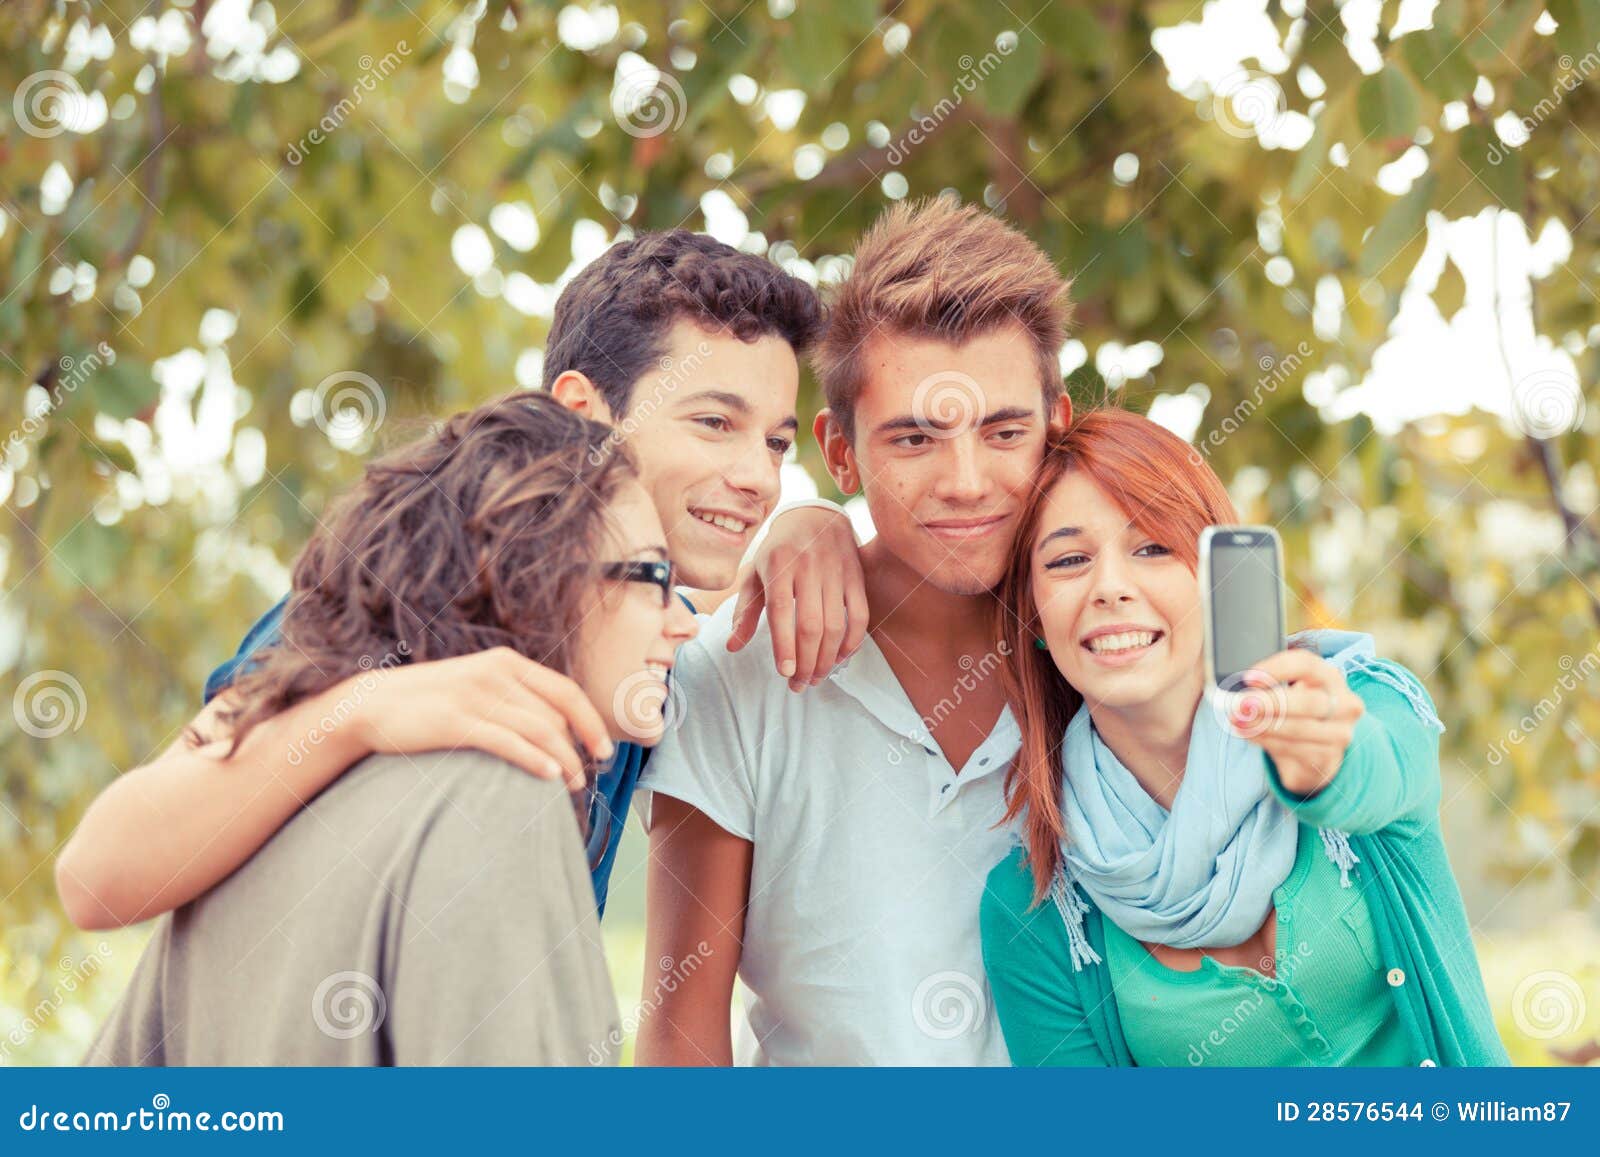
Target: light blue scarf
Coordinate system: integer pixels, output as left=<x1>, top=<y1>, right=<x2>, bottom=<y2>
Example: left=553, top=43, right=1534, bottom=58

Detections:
left=1051, top=629, right=1443, bottom=970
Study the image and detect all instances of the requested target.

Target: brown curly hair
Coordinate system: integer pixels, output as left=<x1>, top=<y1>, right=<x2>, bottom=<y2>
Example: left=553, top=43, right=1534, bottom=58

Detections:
left=218, top=391, right=638, bottom=794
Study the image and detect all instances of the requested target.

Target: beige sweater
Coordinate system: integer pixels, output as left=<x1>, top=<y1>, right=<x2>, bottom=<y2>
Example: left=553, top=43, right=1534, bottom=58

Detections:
left=85, top=750, right=620, bottom=1066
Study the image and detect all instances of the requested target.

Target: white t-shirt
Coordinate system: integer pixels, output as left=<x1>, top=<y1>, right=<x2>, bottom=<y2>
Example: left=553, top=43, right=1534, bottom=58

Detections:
left=640, top=601, right=1020, bottom=1066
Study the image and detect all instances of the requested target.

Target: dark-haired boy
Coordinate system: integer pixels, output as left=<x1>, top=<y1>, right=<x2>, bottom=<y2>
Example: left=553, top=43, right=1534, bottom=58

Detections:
left=57, top=229, right=862, bottom=932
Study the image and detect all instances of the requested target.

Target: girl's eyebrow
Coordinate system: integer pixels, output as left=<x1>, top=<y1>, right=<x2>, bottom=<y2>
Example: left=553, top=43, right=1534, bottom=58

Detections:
left=1036, top=526, right=1082, bottom=552
left=1038, top=518, right=1144, bottom=553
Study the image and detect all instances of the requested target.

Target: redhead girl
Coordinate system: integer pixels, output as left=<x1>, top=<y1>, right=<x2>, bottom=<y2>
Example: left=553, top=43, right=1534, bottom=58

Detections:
left=981, top=408, right=1506, bottom=1067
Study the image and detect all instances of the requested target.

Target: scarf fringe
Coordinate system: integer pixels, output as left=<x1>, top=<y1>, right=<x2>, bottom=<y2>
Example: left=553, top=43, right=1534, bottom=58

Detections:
left=1319, top=828, right=1360, bottom=888
left=1331, top=651, right=1446, bottom=735
left=1053, top=829, right=1361, bottom=967
left=1050, top=871, right=1102, bottom=972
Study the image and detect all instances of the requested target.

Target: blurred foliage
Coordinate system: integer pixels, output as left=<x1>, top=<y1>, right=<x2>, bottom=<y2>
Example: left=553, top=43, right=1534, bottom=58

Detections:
left=3, top=0, right=1599, bottom=1064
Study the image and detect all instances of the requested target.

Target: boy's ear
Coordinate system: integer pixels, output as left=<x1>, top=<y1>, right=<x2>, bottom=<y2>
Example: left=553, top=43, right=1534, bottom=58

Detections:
left=814, top=409, right=860, bottom=496
left=1049, top=392, right=1073, bottom=434
left=550, top=370, right=616, bottom=426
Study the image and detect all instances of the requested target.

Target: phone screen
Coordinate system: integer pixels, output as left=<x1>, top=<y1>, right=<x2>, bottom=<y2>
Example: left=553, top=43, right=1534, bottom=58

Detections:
left=1208, top=532, right=1284, bottom=683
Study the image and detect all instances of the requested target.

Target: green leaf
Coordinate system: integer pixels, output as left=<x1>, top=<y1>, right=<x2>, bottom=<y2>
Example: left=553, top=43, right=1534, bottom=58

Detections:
left=287, top=265, right=325, bottom=322
left=1162, top=258, right=1211, bottom=317
left=1430, top=0, right=1469, bottom=37
left=50, top=521, right=130, bottom=591
left=1433, top=252, right=1467, bottom=317
left=1111, top=221, right=1152, bottom=279
left=1547, top=0, right=1600, bottom=58
left=1114, top=267, right=1159, bottom=327
left=1288, top=89, right=1354, bottom=201
left=1401, top=27, right=1478, bottom=103
left=1464, top=0, right=1547, bottom=70
left=1571, top=825, right=1600, bottom=888
left=6, top=229, right=46, bottom=333
left=835, top=0, right=884, bottom=37
left=787, top=14, right=852, bottom=92
left=228, top=85, right=258, bottom=136
left=88, top=437, right=139, bottom=475
left=678, top=37, right=756, bottom=138
left=88, top=355, right=157, bottom=422
left=979, top=32, right=1044, bottom=118
left=1357, top=65, right=1421, bottom=144
left=1358, top=172, right=1435, bottom=280
left=1035, top=5, right=1105, bottom=68
left=1309, top=217, right=1348, bottom=268
left=1456, top=123, right=1525, bottom=214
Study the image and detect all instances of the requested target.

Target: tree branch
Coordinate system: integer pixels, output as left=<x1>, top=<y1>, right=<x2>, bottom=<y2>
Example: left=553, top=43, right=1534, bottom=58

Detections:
left=1490, top=222, right=1600, bottom=629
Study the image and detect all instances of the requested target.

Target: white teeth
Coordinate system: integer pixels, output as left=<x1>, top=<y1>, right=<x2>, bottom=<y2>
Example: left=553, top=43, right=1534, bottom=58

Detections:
left=1086, top=630, right=1158, bottom=654
left=693, top=510, right=749, bottom=534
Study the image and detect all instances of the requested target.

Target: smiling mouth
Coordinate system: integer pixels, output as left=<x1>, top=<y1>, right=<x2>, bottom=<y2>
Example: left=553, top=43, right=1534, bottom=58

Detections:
left=923, top=514, right=1009, bottom=539
left=690, top=508, right=753, bottom=536
left=1082, top=629, right=1164, bottom=656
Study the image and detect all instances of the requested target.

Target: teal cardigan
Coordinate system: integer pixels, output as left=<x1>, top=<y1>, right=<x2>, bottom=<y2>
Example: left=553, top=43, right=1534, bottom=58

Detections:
left=980, top=672, right=1510, bottom=1067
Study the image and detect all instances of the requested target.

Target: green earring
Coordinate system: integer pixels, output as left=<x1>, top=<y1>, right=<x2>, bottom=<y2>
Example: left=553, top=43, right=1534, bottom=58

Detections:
left=1034, top=636, right=1049, bottom=651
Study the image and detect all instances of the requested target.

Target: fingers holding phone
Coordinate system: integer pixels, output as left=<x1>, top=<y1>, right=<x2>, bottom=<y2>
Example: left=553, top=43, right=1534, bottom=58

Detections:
left=1233, top=651, right=1364, bottom=795
left=1199, top=525, right=1363, bottom=795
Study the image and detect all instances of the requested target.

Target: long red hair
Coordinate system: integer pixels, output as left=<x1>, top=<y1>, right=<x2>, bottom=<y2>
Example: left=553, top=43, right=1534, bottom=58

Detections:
left=994, top=408, right=1239, bottom=904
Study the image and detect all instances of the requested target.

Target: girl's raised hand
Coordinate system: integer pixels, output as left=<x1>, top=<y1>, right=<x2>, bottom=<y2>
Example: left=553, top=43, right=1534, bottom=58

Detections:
left=1230, top=648, right=1364, bottom=797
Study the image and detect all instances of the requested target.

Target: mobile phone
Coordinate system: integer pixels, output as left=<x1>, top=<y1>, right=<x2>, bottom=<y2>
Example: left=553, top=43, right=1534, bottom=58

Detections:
left=1198, top=525, right=1286, bottom=695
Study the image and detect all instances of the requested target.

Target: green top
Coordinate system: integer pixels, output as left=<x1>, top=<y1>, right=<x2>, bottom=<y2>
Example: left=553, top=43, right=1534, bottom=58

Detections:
left=980, top=670, right=1510, bottom=1068
left=1104, top=822, right=1412, bottom=1066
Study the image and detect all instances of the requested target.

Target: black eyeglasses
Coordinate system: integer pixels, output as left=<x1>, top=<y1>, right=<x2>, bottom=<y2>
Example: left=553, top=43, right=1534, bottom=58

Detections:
left=601, top=559, right=676, bottom=607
